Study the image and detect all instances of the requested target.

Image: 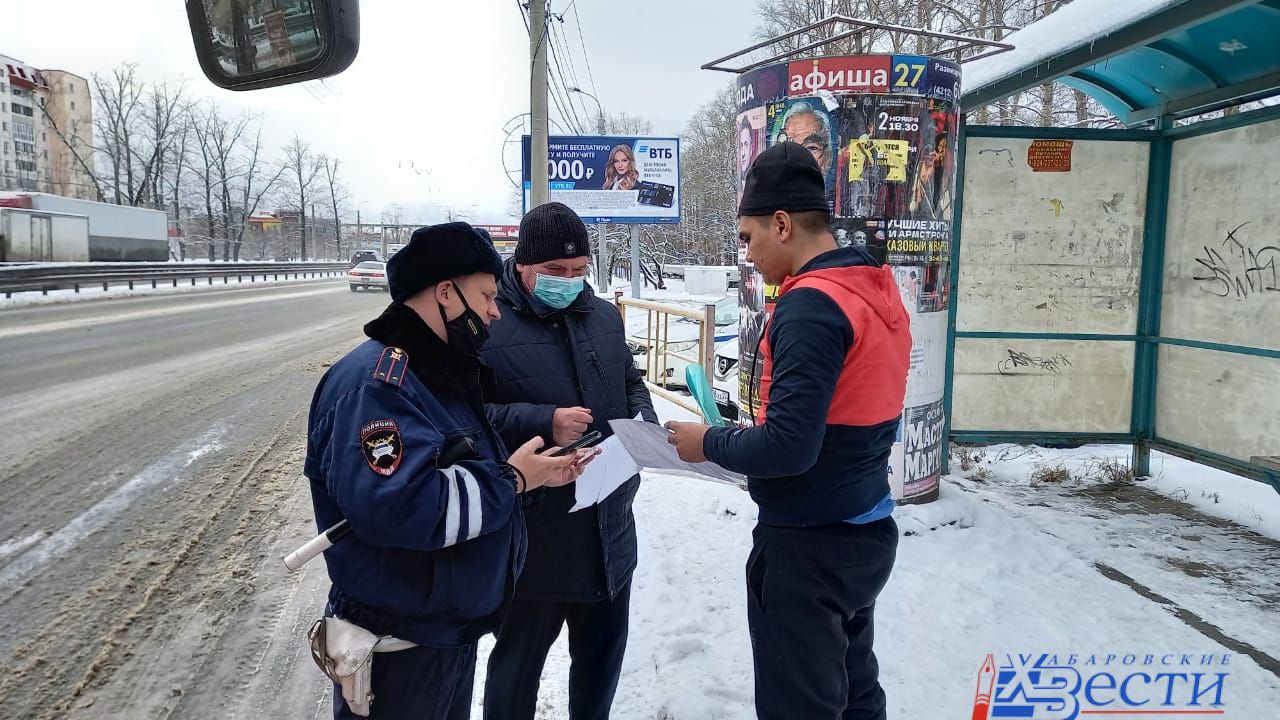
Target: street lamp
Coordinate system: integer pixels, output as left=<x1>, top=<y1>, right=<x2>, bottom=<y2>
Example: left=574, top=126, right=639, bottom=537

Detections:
left=568, top=86, right=606, bottom=135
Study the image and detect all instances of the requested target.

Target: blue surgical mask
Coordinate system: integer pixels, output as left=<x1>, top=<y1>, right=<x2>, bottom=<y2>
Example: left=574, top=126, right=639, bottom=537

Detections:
left=532, top=273, right=584, bottom=309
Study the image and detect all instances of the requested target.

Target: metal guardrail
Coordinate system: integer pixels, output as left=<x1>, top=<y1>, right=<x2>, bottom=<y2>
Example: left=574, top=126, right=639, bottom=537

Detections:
left=614, top=292, right=716, bottom=416
left=0, top=262, right=350, bottom=298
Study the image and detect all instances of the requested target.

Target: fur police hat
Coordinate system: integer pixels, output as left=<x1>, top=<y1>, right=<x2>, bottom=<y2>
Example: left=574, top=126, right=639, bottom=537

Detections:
left=387, top=222, right=504, bottom=303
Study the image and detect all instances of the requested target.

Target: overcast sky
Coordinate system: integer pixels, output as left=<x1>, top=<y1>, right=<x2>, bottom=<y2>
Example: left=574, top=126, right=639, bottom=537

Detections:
left=3, top=1, right=759, bottom=224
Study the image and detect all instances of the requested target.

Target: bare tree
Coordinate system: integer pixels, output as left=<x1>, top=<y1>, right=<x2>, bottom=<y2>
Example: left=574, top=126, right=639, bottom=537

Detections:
left=90, top=64, right=190, bottom=206
left=137, top=80, right=189, bottom=208
left=166, top=112, right=196, bottom=259
left=92, top=65, right=145, bottom=205
left=189, top=102, right=234, bottom=261
left=320, top=156, right=350, bottom=260
left=654, top=84, right=739, bottom=267
left=210, top=111, right=250, bottom=260
left=279, top=135, right=323, bottom=261
left=35, top=98, right=106, bottom=202
left=189, top=104, right=220, bottom=260
left=602, top=112, right=654, bottom=135
left=231, top=125, right=285, bottom=261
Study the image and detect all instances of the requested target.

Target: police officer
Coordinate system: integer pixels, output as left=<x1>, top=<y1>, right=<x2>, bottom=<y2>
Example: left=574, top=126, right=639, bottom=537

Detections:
left=666, top=143, right=912, bottom=720
left=304, top=222, right=590, bottom=720
left=480, top=202, right=657, bottom=720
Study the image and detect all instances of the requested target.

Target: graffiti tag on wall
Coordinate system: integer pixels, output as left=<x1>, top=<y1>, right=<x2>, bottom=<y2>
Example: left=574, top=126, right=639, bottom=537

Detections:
left=1193, top=222, right=1280, bottom=300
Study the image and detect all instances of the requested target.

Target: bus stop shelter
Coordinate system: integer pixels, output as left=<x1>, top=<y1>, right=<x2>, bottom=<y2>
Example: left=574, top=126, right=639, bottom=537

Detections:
left=944, top=0, right=1280, bottom=492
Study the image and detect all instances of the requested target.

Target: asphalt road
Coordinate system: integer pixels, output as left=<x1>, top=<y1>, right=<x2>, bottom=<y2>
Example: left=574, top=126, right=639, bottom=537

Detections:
left=0, top=280, right=389, bottom=718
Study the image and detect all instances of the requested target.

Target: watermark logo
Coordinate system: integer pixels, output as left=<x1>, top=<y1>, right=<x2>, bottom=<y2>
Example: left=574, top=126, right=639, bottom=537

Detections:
left=972, top=653, right=1230, bottom=719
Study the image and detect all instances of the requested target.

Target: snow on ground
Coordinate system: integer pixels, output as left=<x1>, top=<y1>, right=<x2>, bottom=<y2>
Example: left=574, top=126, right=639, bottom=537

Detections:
left=470, top=398, right=1280, bottom=718
left=1146, top=454, right=1280, bottom=540
left=952, top=442, right=1280, bottom=540
left=0, top=272, right=351, bottom=309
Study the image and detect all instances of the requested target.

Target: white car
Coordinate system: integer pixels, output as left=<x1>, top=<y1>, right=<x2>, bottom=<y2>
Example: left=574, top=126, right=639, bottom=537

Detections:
left=628, top=296, right=738, bottom=389
left=712, top=337, right=740, bottom=422
left=348, top=261, right=388, bottom=292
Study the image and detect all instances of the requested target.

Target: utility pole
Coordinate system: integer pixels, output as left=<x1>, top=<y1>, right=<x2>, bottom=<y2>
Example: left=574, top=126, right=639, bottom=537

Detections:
left=594, top=110, right=606, bottom=291
left=631, top=225, right=641, bottom=299
left=529, top=0, right=550, bottom=208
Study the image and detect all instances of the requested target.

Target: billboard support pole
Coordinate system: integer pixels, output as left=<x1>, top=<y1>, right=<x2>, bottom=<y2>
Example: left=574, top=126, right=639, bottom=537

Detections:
left=529, top=0, right=550, bottom=208
left=595, top=224, right=609, bottom=293
left=630, top=224, right=641, bottom=299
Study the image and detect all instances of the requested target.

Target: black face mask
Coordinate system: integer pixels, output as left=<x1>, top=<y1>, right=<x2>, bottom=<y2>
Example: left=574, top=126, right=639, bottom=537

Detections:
left=439, top=281, right=489, bottom=357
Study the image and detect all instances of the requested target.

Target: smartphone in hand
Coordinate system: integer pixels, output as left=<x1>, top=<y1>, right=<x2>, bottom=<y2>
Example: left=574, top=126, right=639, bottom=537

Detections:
left=550, top=430, right=602, bottom=457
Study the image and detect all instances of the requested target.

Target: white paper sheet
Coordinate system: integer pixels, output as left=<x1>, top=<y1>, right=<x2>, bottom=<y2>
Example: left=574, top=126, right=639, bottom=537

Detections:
left=570, top=434, right=641, bottom=512
left=607, top=419, right=747, bottom=488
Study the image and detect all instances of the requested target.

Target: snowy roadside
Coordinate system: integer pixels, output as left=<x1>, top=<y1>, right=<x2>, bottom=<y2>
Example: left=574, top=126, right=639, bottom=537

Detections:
left=468, top=398, right=1280, bottom=718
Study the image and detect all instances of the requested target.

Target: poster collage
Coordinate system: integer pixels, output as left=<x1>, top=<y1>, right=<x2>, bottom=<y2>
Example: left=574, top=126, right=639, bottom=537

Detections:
left=735, top=55, right=959, bottom=501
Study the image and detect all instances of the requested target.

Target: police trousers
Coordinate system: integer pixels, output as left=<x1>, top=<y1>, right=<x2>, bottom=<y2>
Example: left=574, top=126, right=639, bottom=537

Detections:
left=332, top=642, right=476, bottom=720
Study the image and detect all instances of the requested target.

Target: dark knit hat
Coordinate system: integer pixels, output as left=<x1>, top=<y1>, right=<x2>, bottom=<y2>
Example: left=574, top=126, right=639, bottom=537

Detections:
left=387, top=222, right=503, bottom=302
left=738, top=141, right=829, bottom=217
left=515, top=202, right=590, bottom=265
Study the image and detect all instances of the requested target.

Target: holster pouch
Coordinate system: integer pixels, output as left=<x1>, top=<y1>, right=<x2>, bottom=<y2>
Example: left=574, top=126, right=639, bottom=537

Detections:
left=308, top=617, right=416, bottom=717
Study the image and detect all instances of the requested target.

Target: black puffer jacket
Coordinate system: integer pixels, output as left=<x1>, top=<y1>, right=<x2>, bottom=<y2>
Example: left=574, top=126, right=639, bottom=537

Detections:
left=482, top=260, right=657, bottom=601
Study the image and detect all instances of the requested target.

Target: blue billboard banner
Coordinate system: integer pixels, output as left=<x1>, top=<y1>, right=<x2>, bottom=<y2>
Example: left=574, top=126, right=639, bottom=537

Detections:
left=522, top=136, right=681, bottom=224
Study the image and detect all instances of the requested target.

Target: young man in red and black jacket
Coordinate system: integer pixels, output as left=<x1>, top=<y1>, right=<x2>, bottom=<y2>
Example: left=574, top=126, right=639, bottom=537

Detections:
left=667, top=141, right=911, bottom=720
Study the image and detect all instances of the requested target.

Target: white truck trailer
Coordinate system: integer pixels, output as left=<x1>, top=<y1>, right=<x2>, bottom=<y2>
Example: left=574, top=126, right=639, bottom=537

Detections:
left=0, top=192, right=168, bottom=261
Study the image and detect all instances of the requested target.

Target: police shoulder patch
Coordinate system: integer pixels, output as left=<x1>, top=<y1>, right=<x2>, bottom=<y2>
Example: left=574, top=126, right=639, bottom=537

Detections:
left=360, top=419, right=403, bottom=476
left=372, top=346, right=409, bottom=386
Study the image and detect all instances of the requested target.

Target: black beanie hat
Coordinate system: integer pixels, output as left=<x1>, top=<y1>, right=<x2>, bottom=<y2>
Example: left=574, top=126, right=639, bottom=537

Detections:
left=515, top=202, right=590, bottom=265
left=387, top=221, right=504, bottom=303
left=738, top=141, right=829, bottom=217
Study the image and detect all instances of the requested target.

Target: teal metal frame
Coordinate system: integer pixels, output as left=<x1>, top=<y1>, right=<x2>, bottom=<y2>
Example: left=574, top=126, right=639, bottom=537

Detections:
left=946, top=109, right=1280, bottom=493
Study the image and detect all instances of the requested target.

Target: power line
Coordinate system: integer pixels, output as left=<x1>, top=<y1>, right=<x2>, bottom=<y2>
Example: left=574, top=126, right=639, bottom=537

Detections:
left=547, top=26, right=588, bottom=133
left=548, top=19, right=584, bottom=118
left=550, top=20, right=592, bottom=127
left=547, top=69, right=583, bottom=134
left=517, top=1, right=580, bottom=134
left=538, top=3, right=586, bottom=133
left=570, top=2, right=597, bottom=96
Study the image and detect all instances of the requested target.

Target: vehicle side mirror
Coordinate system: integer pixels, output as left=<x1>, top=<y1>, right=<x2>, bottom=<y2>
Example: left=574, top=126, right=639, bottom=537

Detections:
left=185, top=0, right=360, bottom=91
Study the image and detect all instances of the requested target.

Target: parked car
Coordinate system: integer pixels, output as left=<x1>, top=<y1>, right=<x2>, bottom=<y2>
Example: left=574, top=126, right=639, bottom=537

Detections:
left=712, top=337, right=740, bottom=422
left=628, top=296, right=738, bottom=389
left=349, top=250, right=380, bottom=267
left=348, top=261, right=388, bottom=292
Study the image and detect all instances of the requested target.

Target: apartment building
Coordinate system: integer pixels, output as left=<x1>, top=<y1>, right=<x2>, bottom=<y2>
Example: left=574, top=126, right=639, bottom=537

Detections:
left=0, top=54, right=95, bottom=199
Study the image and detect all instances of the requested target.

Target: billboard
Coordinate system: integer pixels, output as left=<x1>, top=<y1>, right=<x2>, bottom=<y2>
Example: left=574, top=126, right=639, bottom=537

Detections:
left=735, top=54, right=960, bottom=503
left=522, top=136, right=681, bottom=224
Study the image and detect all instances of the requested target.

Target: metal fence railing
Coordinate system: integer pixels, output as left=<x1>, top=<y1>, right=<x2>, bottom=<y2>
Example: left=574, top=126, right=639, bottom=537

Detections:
left=0, top=262, right=350, bottom=298
left=613, top=292, right=716, bottom=416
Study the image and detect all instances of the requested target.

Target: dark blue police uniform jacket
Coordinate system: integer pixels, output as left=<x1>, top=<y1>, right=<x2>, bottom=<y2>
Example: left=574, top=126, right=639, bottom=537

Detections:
left=304, top=303, right=526, bottom=647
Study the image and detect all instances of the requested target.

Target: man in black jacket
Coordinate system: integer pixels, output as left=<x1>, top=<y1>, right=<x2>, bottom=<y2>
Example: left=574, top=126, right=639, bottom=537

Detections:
left=481, top=202, right=658, bottom=720
left=667, top=144, right=911, bottom=720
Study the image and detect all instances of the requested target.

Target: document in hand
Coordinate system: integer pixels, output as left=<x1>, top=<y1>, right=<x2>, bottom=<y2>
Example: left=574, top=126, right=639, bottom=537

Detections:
left=569, top=419, right=748, bottom=513
left=569, top=434, right=641, bottom=513
left=607, top=419, right=746, bottom=488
